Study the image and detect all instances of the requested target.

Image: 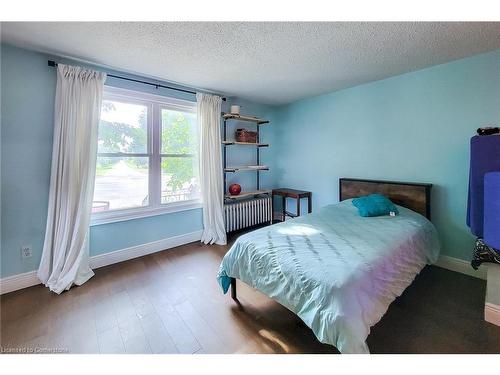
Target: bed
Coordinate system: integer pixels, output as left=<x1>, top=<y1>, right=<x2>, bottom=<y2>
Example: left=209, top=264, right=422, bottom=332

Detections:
left=217, top=178, right=440, bottom=353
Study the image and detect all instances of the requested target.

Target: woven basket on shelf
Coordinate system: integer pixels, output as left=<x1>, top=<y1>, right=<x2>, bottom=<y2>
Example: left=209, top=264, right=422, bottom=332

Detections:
left=235, top=128, right=258, bottom=143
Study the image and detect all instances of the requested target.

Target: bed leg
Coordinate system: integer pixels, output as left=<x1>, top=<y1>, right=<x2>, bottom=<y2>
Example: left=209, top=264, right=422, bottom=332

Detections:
left=230, top=277, right=237, bottom=300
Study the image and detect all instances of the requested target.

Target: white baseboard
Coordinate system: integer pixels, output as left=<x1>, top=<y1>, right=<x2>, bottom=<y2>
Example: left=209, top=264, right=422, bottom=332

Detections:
left=434, top=255, right=488, bottom=280
left=89, top=230, right=203, bottom=269
left=485, top=263, right=500, bottom=326
left=485, top=303, right=500, bottom=326
left=0, top=230, right=203, bottom=295
left=0, top=271, right=40, bottom=295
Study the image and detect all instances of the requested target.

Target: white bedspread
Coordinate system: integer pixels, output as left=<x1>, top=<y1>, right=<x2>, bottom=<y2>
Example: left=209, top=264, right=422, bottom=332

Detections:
left=217, top=199, right=440, bottom=353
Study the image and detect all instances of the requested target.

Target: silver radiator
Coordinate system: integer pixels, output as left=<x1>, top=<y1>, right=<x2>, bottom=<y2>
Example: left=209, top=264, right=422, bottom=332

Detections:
left=224, top=196, right=272, bottom=232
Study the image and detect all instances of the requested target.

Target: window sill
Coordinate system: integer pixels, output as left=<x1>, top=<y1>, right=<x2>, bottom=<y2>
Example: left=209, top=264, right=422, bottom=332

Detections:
left=90, top=200, right=202, bottom=226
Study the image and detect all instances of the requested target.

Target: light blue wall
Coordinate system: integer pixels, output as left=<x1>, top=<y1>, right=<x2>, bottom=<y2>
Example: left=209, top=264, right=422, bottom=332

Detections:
left=1, top=45, right=55, bottom=276
left=272, top=50, right=500, bottom=261
left=0, top=44, right=275, bottom=277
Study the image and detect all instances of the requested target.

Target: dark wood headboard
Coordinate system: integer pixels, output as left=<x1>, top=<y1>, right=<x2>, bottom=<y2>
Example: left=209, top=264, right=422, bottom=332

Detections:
left=339, top=178, right=432, bottom=219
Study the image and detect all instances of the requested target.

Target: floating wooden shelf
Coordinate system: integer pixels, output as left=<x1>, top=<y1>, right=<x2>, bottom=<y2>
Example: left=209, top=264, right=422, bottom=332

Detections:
left=222, top=141, right=269, bottom=147
left=224, top=166, right=269, bottom=172
left=225, top=190, right=272, bottom=200
left=222, top=113, right=269, bottom=125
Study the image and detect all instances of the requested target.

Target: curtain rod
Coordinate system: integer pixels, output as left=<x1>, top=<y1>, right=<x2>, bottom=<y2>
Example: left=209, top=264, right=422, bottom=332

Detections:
left=47, top=60, right=226, bottom=101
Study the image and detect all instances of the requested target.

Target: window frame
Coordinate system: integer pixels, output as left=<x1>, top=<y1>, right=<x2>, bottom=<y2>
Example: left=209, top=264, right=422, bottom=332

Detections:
left=91, top=86, right=201, bottom=226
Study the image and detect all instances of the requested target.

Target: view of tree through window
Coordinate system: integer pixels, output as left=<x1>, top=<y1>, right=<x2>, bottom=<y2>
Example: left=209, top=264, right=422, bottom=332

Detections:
left=92, top=89, right=199, bottom=217
left=161, top=108, right=199, bottom=204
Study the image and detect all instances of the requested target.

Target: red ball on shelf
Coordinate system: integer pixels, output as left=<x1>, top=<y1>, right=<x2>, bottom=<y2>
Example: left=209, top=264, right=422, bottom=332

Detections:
left=229, top=184, right=242, bottom=196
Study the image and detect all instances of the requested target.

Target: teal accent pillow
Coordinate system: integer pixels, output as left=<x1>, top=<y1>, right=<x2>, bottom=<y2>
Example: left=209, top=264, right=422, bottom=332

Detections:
left=352, top=194, right=399, bottom=217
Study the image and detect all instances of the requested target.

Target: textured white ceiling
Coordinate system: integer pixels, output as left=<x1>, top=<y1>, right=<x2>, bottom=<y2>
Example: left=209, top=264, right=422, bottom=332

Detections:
left=1, top=22, right=500, bottom=105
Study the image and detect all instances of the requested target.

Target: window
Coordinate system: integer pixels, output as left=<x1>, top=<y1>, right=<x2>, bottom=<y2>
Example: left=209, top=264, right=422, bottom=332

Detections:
left=92, top=87, right=200, bottom=225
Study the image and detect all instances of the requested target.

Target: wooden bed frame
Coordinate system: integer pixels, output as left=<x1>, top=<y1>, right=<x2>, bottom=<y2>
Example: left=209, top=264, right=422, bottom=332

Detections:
left=230, top=178, right=432, bottom=300
left=339, top=178, right=432, bottom=220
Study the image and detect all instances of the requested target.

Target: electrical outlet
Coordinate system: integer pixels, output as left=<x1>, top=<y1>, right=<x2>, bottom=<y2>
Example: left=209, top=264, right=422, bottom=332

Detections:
left=21, top=245, right=32, bottom=259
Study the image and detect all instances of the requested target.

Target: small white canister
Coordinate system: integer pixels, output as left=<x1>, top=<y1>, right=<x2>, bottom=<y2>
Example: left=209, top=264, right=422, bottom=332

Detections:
left=230, top=105, right=241, bottom=115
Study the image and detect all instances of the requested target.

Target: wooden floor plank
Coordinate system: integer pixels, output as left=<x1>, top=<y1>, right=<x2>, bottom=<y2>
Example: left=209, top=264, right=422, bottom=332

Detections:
left=118, top=315, right=152, bottom=354
left=97, top=326, right=126, bottom=354
left=174, top=299, right=228, bottom=354
left=138, top=311, right=179, bottom=354
left=154, top=303, right=201, bottom=354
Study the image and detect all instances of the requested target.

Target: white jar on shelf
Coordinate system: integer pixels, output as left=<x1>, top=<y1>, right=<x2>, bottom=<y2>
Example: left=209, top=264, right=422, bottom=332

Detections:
left=230, top=105, right=240, bottom=115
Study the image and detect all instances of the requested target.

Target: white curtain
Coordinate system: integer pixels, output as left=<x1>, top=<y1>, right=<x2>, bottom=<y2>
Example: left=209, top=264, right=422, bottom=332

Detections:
left=38, top=64, right=106, bottom=294
left=197, top=93, right=227, bottom=245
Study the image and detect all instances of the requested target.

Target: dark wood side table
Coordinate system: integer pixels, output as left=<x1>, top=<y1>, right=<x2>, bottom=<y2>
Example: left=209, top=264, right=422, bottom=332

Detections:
left=272, top=188, right=312, bottom=222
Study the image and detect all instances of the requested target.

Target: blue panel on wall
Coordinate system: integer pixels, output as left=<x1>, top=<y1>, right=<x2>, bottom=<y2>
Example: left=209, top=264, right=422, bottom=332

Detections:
left=467, top=135, right=500, bottom=238
left=484, top=172, right=500, bottom=250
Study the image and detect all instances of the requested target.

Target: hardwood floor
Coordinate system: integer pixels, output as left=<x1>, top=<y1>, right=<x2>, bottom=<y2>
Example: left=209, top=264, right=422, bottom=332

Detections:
left=1, top=234, right=500, bottom=354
